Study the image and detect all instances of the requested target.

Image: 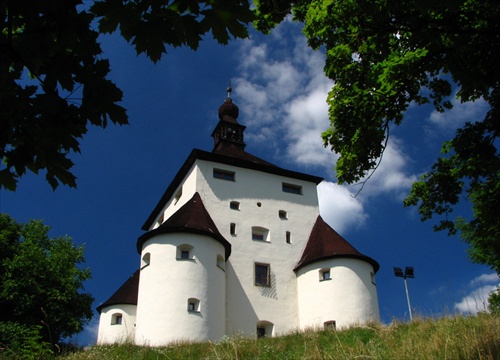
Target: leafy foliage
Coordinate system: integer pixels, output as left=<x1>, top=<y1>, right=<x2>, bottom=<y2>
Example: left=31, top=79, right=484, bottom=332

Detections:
left=489, top=287, right=500, bottom=314
left=0, top=214, right=94, bottom=348
left=0, top=322, right=53, bottom=360
left=254, top=0, right=500, bottom=280
left=1, top=0, right=254, bottom=190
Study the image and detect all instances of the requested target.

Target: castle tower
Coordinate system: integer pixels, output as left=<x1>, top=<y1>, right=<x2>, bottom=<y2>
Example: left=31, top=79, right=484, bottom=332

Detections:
left=134, top=193, right=230, bottom=345
left=96, top=89, right=380, bottom=345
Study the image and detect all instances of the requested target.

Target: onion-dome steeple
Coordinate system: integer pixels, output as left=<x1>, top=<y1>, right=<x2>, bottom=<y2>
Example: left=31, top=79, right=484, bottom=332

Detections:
left=212, top=85, right=246, bottom=150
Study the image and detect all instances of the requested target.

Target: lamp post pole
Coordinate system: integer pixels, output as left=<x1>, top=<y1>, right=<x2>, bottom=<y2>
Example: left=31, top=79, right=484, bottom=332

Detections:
left=394, top=266, right=414, bottom=321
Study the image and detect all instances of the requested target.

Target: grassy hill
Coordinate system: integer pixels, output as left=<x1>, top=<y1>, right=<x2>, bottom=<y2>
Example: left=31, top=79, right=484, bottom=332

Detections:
left=61, top=314, right=500, bottom=359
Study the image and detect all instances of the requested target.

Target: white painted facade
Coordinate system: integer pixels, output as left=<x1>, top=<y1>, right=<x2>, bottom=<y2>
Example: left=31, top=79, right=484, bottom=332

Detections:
left=96, top=96, right=380, bottom=345
left=97, top=304, right=136, bottom=344
left=296, top=259, right=380, bottom=330
left=135, top=233, right=226, bottom=346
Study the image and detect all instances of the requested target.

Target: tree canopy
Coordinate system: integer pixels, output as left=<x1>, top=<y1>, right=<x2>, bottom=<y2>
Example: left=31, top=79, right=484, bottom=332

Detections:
left=255, top=0, right=500, bottom=273
left=0, top=214, right=93, bottom=348
left=0, top=0, right=254, bottom=191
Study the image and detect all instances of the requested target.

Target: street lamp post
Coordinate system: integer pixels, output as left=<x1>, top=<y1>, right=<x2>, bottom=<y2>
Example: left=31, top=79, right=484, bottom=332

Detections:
left=393, top=266, right=414, bottom=321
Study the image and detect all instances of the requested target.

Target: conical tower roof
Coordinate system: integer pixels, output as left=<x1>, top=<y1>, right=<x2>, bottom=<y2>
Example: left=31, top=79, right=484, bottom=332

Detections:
left=294, top=216, right=379, bottom=272
left=96, top=270, right=140, bottom=313
left=137, top=192, right=231, bottom=259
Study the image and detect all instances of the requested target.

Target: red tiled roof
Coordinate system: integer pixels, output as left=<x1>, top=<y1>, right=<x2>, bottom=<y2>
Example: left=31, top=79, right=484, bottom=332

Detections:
left=96, top=269, right=140, bottom=313
left=294, top=216, right=379, bottom=272
left=137, top=192, right=231, bottom=259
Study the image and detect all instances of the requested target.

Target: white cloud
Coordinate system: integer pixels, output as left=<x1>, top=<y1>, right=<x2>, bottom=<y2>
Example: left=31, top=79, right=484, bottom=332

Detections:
left=455, top=273, right=499, bottom=315
left=234, top=22, right=419, bottom=235
left=427, top=96, right=489, bottom=135
left=356, top=137, right=418, bottom=199
left=318, top=181, right=368, bottom=234
left=235, top=22, right=417, bottom=198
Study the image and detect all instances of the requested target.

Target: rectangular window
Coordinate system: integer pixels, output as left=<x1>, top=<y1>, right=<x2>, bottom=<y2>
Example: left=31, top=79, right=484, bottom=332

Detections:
left=255, top=263, right=270, bottom=287
left=252, top=233, right=264, bottom=241
left=252, top=227, right=269, bottom=242
left=230, top=223, right=236, bottom=235
left=282, top=182, right=302, bottom=194
left=213, top=168, right=235, bottom=181
left=286, top=231, right=291, bottom=244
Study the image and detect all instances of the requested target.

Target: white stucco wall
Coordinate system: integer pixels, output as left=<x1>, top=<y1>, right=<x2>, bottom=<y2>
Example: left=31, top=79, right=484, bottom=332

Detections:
left=194, top=160, right=320, bottom=337
left=151, top=163, right=198, bottom=230
left=296, top=258, right=380, bottom=330
left=97, top=304, right=137, bottom=344
left=134, top=233, right=226, bottom=346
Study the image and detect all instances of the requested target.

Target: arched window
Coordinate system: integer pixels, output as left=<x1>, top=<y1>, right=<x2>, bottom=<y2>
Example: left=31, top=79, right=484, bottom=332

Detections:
left=187, top=298, right=200, bottom=313
left=111, top=313, right=123, bottom=325
left=256, top=320, right=274, bottom=338
left=141, top=252, right=151, bottom=269
left=177, top=244, right=194, bottom=260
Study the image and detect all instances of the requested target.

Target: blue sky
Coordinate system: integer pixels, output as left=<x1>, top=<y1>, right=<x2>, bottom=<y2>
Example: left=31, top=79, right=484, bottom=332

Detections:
left=1, top=20, right=498, bottom=345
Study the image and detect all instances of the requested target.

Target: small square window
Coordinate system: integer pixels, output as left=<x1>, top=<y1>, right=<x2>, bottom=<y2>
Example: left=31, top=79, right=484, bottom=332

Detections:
left=255, top=263, right=270, bottom=287
left=187, top=298, right=200, bottom=313
left=230, top=201, right=240, bottom=210
left=181, top=250, right=190, bottom=259
left=320, top=269, right=331, bottom=281
left=213, top=168, right=235, bottom=181
left=279, top=210, right=288, bottom=219
left=282, top=183, right=302, bottom=195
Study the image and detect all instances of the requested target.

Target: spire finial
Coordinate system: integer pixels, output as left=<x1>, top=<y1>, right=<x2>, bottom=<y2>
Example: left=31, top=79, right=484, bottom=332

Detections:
left=226, top=83, right=232, bottom=99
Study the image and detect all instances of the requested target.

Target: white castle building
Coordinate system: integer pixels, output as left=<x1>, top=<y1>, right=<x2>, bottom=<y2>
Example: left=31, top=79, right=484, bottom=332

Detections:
left=96, top=90, right=380, bottom=346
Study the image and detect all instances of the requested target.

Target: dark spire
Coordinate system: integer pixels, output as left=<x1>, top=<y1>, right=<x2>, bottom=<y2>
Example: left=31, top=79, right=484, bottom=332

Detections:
left=212, top=86, right=246, bottom=150
left=218, top=84, right=239, bottom=122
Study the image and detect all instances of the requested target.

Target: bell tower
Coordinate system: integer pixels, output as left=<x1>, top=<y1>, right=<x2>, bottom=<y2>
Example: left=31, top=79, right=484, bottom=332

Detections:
left=211, top=86, right=246, bottom=151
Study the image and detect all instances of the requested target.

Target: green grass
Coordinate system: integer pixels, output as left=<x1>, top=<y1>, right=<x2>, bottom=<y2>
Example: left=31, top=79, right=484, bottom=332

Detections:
left=63, top=313, right=500, bottom=359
